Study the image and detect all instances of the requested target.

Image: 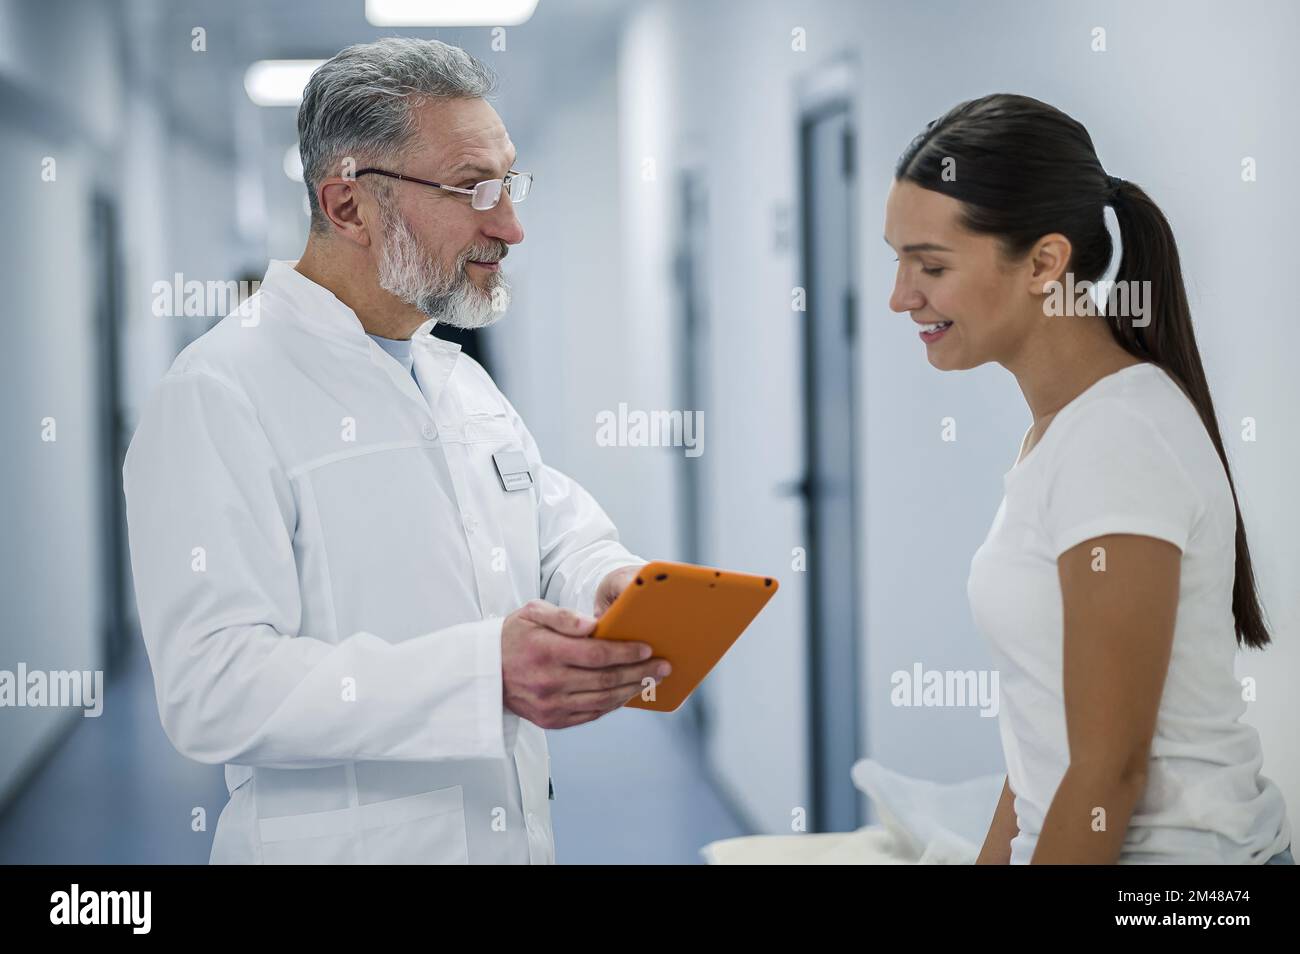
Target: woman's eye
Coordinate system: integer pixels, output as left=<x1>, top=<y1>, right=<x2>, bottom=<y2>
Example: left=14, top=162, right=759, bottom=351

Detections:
left=893, top=257, right=944, bottom=276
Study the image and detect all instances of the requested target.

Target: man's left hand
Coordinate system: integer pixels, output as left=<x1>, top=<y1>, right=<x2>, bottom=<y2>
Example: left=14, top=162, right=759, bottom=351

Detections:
left=593, top=564, right=644, bottom=619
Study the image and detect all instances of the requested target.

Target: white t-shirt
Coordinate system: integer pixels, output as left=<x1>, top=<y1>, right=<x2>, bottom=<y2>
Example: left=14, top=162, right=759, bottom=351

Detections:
left=967, top=361, right=1291, bottom=863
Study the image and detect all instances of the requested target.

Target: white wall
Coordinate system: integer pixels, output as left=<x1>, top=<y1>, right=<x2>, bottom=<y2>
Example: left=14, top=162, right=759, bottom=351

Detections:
left=0, top=127, right=105, bottom=805
left=0, top=0, right=249, bottom=806
left=486, top=14, right=683, bottom=565
left=0, top=0, right=121, bottom=804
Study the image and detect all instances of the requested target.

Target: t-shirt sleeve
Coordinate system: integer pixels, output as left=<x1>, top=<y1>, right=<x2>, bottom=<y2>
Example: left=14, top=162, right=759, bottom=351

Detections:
left=1040, top=398, right=1203, bottom=558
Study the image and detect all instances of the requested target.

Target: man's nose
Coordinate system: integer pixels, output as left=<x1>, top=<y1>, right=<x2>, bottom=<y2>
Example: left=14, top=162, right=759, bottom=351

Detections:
left=483, top=193, right=525, bottom=246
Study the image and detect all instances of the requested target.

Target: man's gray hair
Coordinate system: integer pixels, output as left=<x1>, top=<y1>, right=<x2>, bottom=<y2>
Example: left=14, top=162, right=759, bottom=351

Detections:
left=298, top=37, right=498, bottom=233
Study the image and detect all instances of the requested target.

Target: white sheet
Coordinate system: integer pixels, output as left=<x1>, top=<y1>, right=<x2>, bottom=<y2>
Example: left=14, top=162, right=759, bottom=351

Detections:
left=701, top=758, right=1004, bottom=864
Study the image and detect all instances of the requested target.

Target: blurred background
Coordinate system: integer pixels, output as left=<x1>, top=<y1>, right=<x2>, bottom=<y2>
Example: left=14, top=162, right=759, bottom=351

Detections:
left=1, top=0, right=1297, bottom=863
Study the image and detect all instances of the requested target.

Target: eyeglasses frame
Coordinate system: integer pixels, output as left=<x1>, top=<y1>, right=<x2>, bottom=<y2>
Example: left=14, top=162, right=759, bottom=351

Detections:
left=352, top=167, right=532, bottom=210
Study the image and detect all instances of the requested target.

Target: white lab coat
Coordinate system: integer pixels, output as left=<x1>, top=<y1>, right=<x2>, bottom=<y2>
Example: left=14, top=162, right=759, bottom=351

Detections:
left=122, top=259, right=643, bottom=864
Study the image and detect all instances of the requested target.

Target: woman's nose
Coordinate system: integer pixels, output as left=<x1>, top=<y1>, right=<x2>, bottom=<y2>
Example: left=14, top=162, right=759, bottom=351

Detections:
left=890, top=272, right=924, bottom=314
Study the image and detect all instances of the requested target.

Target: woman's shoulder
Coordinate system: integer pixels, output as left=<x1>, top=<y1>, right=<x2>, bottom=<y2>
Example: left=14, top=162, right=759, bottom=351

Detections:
left=1045, top=362, right=1234, bottom=521
left=1053, top=362, right=1205, bottom=451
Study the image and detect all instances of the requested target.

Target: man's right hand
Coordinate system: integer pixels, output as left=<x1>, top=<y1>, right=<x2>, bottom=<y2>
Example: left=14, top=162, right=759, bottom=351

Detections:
left=501, top=599, right=671, bottom=729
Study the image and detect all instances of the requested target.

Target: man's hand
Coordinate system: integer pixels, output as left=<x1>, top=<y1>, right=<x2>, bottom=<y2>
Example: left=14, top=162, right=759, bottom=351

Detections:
left=501, top=598, right=670, bottom=729
left=594, top=564, right=644, bottom=619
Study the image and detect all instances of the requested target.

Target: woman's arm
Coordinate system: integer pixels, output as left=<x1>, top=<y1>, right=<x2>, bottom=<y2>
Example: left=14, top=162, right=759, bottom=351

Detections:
left=1031, top=533, right=1181, bottom=864
left=976, top=775, right=1019, bottom=864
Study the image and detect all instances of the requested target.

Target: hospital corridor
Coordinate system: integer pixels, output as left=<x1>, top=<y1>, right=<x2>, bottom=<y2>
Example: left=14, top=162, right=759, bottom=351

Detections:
left=1, top=0, right=1298, bottom=892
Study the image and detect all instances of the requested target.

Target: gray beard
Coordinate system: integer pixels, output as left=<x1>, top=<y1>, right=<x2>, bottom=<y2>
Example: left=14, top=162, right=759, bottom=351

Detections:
left=376, top=206, right=510, bottom=330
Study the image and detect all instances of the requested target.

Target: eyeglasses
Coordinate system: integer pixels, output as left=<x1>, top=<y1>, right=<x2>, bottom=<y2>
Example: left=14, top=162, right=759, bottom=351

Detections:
left=354, top=167, right=532, bottom=210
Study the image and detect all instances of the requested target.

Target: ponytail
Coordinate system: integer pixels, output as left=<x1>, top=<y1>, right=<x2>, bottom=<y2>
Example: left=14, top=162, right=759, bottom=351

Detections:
left=1104, top=181, right=1271, bottom=649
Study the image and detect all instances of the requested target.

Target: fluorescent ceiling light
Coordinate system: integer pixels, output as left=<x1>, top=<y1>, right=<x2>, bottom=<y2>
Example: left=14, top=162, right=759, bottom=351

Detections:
left=244, top=60, right=325, bottom=107
left=365, top=0, right=540, bottom=26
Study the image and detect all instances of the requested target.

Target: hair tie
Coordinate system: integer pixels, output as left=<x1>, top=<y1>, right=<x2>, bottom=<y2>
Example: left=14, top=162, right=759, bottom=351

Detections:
left=1106, top=174, right=1126, bottom=202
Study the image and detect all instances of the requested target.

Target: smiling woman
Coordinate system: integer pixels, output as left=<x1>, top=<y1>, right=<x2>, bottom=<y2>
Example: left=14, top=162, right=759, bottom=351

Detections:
left=885, top=92, right=1291, bottom=865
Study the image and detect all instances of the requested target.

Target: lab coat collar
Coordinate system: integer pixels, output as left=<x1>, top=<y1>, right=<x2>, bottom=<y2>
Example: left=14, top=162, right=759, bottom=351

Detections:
left=259, top=259, right=460, bottom=415
left=260, top=259, right=444, bottom=347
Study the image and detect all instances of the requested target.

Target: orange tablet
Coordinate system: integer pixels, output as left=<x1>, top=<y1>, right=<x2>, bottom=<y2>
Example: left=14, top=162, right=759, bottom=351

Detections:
left=592, top=560, right=780, bottom=712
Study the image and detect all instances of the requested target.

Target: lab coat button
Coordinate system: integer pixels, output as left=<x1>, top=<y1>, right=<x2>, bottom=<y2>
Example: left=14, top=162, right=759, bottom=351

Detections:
left=421, top=422, right=436, bottom=440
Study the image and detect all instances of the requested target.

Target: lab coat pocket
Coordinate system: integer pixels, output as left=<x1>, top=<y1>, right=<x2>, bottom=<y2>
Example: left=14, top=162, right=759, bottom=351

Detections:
left=257, top=786, right=468, bottom=864
left=258, top=802, right=364, bottom=865
left=462, top=412, right=516, bottom=445
left=357, top=785, right=469, bottom=865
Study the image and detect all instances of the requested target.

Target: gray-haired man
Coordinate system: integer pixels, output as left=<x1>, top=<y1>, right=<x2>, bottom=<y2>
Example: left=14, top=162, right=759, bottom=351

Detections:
left=123, top=37, right=668, bottom=864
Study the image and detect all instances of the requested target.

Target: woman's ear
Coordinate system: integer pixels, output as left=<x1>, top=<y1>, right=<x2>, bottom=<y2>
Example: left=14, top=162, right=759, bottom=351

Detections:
left=1027, top=232, right=1073, bottom=294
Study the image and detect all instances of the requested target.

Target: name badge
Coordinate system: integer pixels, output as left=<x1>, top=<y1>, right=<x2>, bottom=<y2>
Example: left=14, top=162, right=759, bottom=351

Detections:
left=493, top=450, right=534, bottom=492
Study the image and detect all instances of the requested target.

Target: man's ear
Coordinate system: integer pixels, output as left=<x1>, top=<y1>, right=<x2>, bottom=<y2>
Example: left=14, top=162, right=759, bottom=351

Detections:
left=318, top=177, right=376, bottom=248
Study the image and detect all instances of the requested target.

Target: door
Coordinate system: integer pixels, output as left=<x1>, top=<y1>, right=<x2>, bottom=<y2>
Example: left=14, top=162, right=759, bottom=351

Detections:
left=798, top=104, right=863, bottom=832
left=671, top=167, right=712, bottom=738
left=91, top=192, right=132, bottom=676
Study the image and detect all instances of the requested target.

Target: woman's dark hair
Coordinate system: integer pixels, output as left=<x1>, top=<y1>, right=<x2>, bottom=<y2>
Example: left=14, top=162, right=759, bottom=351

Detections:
left=896, top=92, right=1270, bottom=649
